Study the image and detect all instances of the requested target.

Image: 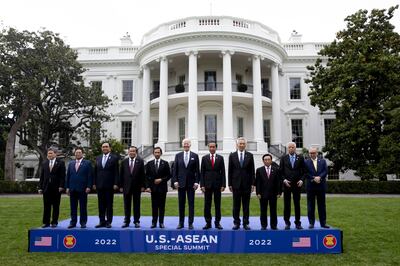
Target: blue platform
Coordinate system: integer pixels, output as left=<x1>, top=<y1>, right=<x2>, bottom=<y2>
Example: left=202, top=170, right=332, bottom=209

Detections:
left=29, top=216, right=342, bottom=253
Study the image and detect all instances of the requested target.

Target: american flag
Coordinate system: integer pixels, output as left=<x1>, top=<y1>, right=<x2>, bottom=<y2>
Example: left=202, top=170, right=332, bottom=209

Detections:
left=292, top=237, right=311, bottom=248
left=34, top=236, right=52, bottom=247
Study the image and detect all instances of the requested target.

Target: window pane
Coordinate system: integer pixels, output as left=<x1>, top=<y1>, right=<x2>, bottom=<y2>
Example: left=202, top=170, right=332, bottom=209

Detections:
left=324, top=119, right=334, bottom=146
left=291, top=119, right=303, bottom=148
left=91, top=81, right=102, bottom=90
left=122, top=80, right=133, bottom=102
left=289, top=78, right=301, bottom=100
left=179, top=75, right=185, bottom=85
left=204, top=71, right=216, bottom=91
left=263, top=119, right=271, bottom=144
left=205, top=115, right=217, bottom=145
left=121, top=121, right=132, bottom=148
left=179, top=118, right=185, bottom=146
left=24, top=167, right=35, bottom=179
left=152, top=121, right=159, bottom=145
left=237, top=117, right=243, bottom=137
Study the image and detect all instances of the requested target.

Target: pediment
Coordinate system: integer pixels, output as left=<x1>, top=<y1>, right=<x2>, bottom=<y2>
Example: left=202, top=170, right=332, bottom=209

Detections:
left=285, top=107, right=309, bottom=115
left=114, top=109, right=138, bottom=117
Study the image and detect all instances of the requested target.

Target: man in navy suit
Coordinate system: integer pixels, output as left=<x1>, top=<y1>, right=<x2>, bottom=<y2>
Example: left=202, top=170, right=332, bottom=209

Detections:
left=255, top=154, right=281, bottom=230
left=66, top=147, right=93, bottom=229
left=172, top=138, right=200, bottom=229
left=120, top=146, right=145, bottom=228
left=145, top=147, right=171, bottom=228
left=279, top=142, right=306, bottom=230
left=38, top=148, right=66, bottom=228
left=93, top=142, right=119, bottom=228
left=200, top=142, right=225, bottom=230
left=305, top=147, right=330, bottom=229
left=228, top=137, right=255, bottom=230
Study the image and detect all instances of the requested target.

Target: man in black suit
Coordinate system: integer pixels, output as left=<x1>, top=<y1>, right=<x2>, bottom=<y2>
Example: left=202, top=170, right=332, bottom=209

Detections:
left=256, top=154, right=281, bottom=230
left=93, top=142, right=119, bottom=228
left=119, top=146, right=145, bottom=228
left=172, top=138, right=200, bottom=229
left=200, top=142, right=226, bottom=230
left=228, top=137, right=255, bottom=230
left=38, top=148, right=66, bottom=228
left=145, top=147, right=171, bottom=228
left=279, top=142, right=306, bottom=230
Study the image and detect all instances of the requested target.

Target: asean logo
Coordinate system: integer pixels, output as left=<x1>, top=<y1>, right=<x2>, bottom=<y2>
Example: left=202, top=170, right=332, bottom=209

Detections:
left=323, top=234, right=337, bottom=249
left=63, top=235, right=77, bottom=249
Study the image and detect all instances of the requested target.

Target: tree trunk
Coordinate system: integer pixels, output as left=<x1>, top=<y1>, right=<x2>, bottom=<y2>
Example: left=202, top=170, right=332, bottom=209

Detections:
left=4, top=108, right=30, bottom=181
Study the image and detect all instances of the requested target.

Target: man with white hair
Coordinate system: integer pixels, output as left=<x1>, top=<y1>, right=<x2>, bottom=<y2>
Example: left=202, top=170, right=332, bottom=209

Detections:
left=172, top=138, right=200, bottom=229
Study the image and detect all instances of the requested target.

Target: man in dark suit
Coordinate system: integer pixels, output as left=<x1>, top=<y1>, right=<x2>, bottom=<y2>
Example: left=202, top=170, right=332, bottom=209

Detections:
left=172, top=138, right=200, bottom=230
left=38, top=148, right=66, bottom=228
left=305, top=147, right=329, bottom=229
left=145, top=147, right=171, bottom=228
left=279, top=142, right=305, bottom=230
left=228, top=137, right=255, bottom=230
left=119, top=146, right=145, bottom=228
left=200, top=142, right=225, bottom=230
left=93, top=142, right=119, bottom=228
left=255, top=154, right=281, bottom=230
left=66, top=147, right=93, bottom=229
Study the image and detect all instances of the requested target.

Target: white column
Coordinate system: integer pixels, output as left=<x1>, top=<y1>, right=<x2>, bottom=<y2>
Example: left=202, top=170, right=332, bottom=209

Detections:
left=271, top=63, right=282, bottom=145
left=222, top=50, right=235, bottom=151
left=141, top=65, right=151, bottom=146
left=252, top=55, right=266, bottom=151
left=186, top=51, right=198, bottom=151
left=157, top=56, right=168, bottom=149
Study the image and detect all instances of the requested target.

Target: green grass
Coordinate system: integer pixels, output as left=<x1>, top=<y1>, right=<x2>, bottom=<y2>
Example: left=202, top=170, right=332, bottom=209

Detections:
left=0, top=194, right=399, bottom=265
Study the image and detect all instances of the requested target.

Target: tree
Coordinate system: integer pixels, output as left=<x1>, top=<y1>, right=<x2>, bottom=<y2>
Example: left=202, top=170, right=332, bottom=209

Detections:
left=0, top=27, right=111, bottom=180
left=306, top=6, right=400, bottom=179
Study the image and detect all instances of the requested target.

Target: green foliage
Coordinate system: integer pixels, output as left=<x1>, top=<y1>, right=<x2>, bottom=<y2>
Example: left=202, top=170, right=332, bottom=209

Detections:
left=84, top=138, right=126, bottom=163
left=306, top=6, right=400, bottom=179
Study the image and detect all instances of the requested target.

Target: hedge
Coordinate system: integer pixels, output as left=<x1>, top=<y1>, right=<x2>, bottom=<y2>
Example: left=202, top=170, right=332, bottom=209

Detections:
left=0, top=180, right=399, bottom=194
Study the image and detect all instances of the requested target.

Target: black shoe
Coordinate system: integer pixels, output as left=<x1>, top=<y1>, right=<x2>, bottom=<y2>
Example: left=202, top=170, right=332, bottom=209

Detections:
left=188, top=224, right=194, bottom=230
left=203, top=224, right=211, bottom=230
left=285, top=224, right=290, bottom=230
left=68, top=224, right=76, bottom=229
left=50, top=224, right=57, bottom=228
left=309, top=224, right=314, bottom=229
left=105, top=223, right=112, bottom=228
left=41, top=224, right=50, bottom=228
left=232, top=224, right=240, bottom=230
left=215, top=224, right=223, bottom=230
left=159, top=223, right=165, bottom=228
left=134, top=222, right=140, bottom=228
left=95, top=224, right=105, bottom=228
left=176, top=224, right=184, bottom=229
left=151, top=223, right=156, bottom=229
left=261, top=226, right=267, bottom=230
left=295, top=225, right=303, bottom=230
left=122, top=223, right=129, bottom=228
left=271, top=226, right=278, bottom=230
left=80, top=224, right=87, bottom=229
left=321, top=224, right=330, bottom=228
left=243, top=224, right=251, bottom=230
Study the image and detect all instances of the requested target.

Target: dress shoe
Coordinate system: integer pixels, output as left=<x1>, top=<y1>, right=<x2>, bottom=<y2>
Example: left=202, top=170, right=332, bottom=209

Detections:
left=95, top=224, right=105, bottom=228
left=176, top=224, right=184, bottom=229
left=68, top=224, right=76, bottom=229
left=232, top=224, right=240, bottom=230
left=215, top=224, right=223, bottom=230
left=80, top=224, right=87, bottom=229
left=321, top=225, right=330, bottom=229
left=134, top=222, right=140, bottom=228
left=261, top=226, right=267, bottom=230
left=159, top=223, right=165, bottom=228
left=243, top=224, right=251, bottom=230
left=295, top=225, right=303, bottom=230
left=309, top=224, right=314, bottom=229
left=203, top=224, right=212, bottom=230
left=271, top=226, right=278, bottom=230
left=41, top=224, right=50, bottom=228
left=50, top=224, right=57, bottom=228
left=285, top=224, right=290, bottom=230
left=121, top=223, right=129, bottom=228
left=151, top=223, right=157, bottom=229
left=105, top=223, right=112, bottom=228
left=188, top=224, right=194, bottom=230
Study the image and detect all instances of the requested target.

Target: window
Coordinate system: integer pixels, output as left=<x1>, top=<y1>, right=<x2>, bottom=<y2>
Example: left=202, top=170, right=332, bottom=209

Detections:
left=59, top=130, right=70, bottom=149
left=121, top=121, right=132, bottom=148
left=261, top=78, right=270, bottom=97
left=90, top=121, right=101, bottom=146
left=91, top=81, right=102, bottom=91
left=263, top=119, right=271, bottom=144
left=178, top=118, right=185, bottom=147
left=237, top=117, right=244, bottom=138
left=178, top=75, right=185, bottom=85
left=236, top=74, right=243, bottom=84
left=291, top=119, right=303, bottom=148
left=122, top=80, right=133, bottom=102
left=152, top=121, right=159, bottom=145
left=153, top=80, right=160, bottom=91
left=324, top=119, right=335, bottom=146
left=328, top=166, right=339, bottom=180
left=204, top=71, right=216, bottom=91
left=24, top=167, right=35, bottom=179
left=205, top=115, right=217, bottom=145
left=289, top=78, right=301, bottom=100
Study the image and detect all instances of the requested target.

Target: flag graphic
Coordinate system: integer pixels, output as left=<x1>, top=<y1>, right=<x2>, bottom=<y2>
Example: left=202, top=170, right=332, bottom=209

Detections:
left=292, top=237, right=311, bottom=248
left=34, top=236, right=52, bottom=247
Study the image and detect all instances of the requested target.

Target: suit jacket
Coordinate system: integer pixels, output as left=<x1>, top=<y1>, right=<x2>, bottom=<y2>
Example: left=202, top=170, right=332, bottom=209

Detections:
left=39, top=159, right=66, bottom=193
left=145, top=158, right=171, bottom=193
left=279, top=153, right=306, bottom=184
left=304, top=158, right=328, bottom=191
left=228, top=151, right=255, bottom=192
left=66, top=159, right=93, bottom=192
left=119, top=156, right=145, bottom=195
left=255, top=165, right=281, bottom=198
left=172, top=151, right=200, bottom=188
left=200, top=154, right=226, bottom=189
left=94, top=153, right=119, bottom=190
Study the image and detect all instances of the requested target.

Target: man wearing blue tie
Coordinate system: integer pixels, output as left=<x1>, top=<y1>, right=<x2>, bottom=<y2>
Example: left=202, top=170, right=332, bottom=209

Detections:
left=66, top=147, right=93, bottom=229
left=305, top=147, right=329, bottom=229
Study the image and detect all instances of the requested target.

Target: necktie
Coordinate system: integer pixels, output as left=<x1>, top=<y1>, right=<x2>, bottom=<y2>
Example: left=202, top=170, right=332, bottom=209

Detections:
left=102, top=155, right=107, bottom=168
left=130, top=159, right=134, bottom=173
left=155, top=160, right=159, bottom=172
left=211, top=154, right=215, bottom=169
left=184, top=152, right=189, bottom=167
left=290, top=155, right=295, bottom=168
left=267, top=167, right=270, bottom=178
left=313, top=159, right=317, bottom=172
left=49, top=161, right=53, bottom=172
left=75, top=160, right=80, bottom=172
left=240, top=152, right=244, bottom=167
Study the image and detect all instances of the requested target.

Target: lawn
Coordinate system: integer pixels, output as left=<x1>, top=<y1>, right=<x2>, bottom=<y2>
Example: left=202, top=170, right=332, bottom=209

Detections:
left=0, top=194, right=399, bottom=265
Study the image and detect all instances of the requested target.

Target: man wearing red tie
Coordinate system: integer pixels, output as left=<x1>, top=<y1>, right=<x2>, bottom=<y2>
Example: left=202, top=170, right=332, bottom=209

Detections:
left=255, top=154, right=281, bottom=230
left=200, top=142, right=226, bottom=230
left=119, top=146, right=145, bottom=228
